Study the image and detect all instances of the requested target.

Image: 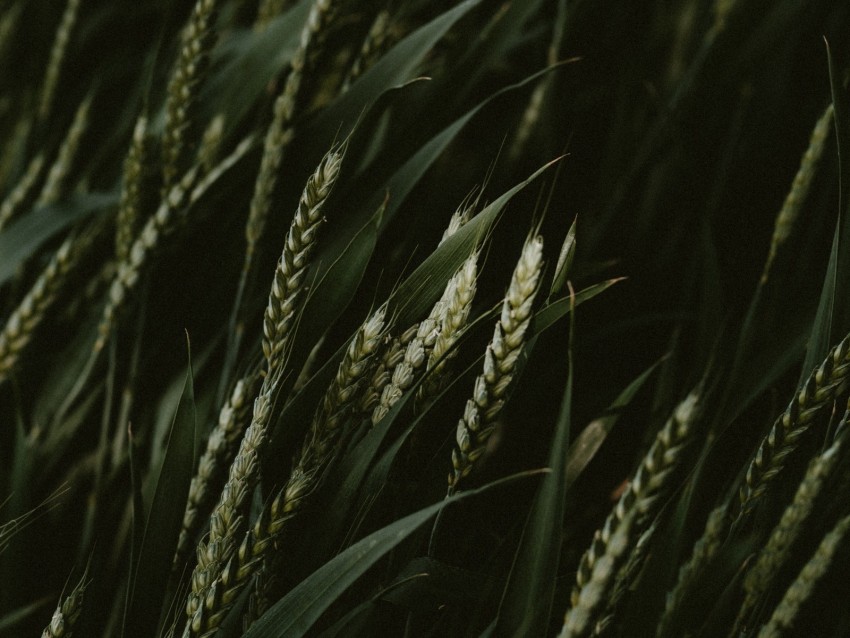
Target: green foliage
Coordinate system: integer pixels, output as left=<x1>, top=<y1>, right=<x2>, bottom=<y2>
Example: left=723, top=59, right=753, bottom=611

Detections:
left=2, top=1, right=850, bottom=637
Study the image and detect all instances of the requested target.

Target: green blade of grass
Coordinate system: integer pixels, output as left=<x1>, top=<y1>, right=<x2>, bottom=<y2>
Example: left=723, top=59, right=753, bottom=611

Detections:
left=242, top=471, right=543, bottom=638
left=122, top=337, right=196, bottom=638
left=494, top=289, right=575, bottom=636
left=803, top=40, right=850, bottom=379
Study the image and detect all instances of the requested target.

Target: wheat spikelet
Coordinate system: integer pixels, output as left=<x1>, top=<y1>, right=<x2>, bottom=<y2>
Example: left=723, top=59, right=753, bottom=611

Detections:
left=761, top=103, right=833, bottom=282
left=175, top=371, right=263, bottom=568
left=115, top=115, right=157, bottom=264
left=737, top=334, right=850, bottom=523
left=183, top=381, right=275, bottom=636
left=757, top=513, right=850, bottom=638
left=243, top=0, right=340, bottom=266
left=162, top=0, right=220, bottom=191
left=42, top=573, right=87, bottom=638
left=0, top=153, right=45, bottom=233
left=197, top=113, right=225, bottom=176
left=570, top=392, right=700, bottom=614
left=419, top=251, right=478, bottom=401
left=189, top=307, right=386, bottom=634
left=738, top=428, right=844, bottom=627
left=0, top=228, right=100, bottom=384
left=37, top=93, right=91, bottom=207
left=262, top=148, right=342, bottom=374
left=38, top=0, right=80, bottom=122
left=448, top=235, right=544, bottom=495
left=342, top=9, right=391, bottom=91
left=360, top=328, right=409, bottom=419
left=656, top=502, right=729, bottom=637
left=95, top=165, right=199, bottom=352
left=560, top=511, right=636, bottom=638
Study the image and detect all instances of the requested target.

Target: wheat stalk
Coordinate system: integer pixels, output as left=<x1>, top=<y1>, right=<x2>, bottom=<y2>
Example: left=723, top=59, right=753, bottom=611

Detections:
left=448, top=234, right=544, bottom=495
left=568, top=391, right=700, bottom=629
left=0, top=153, right=45, bottom=233
left=737, top=333, right=850, bottom=523
left=37, top=93, right=91, bottom=206
left=175, top=371, right=263, bottom=568
left=761, top=103, right=833, bottom=282
left=162, top=0, right=220, bottom=191
left=263, top=148, right=343, bottom=374
left=42, top=572, right=87, bottom=638
left=757, top=513, right=850, bottom=638
left=38, top=0, right=81, bottom=122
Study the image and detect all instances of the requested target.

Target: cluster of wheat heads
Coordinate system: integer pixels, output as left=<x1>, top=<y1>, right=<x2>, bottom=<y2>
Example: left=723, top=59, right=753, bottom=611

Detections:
left=3, top=0, right=850, bottom=637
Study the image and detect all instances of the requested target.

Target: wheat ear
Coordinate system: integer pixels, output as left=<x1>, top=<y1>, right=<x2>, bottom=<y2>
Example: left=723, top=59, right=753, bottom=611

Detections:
left=761, top=104, right=833, bottom=282
left=655, top=502, right=729, bottom=637
left=42, top=572, right=87, bottom=638
left=738, top=426, right=845, bottom=627
left=0, top=153, right=45, bottom=233
left=162, top=0, right=220, bottom=191
left=560, top=511, right=637, bottom=638
left=254, top=0, right=298, bottom=28
left=38, top=0, right=81, bottom=122
left=419, top=251, right=479, bottom=401
left=263, top=148, right=342, bottom=374
left=37, top=93, right=91, bottom=206
left=757, top=513, right=850, bottom=638
left=197, top=114, right=225, bottom=176
left=183, top=380, right=275, bottom=636
left=370, top=207, right=471, bottom=424
left=448, top=235, right=544, bottom=494
left=568, top=392, right=700, bottom=631
left=115, top=115, right=157, bottom=264
left=342, top=9, right=391, bottom=91
left=737, top=334, right=850, bottom=523
left=0, top=228, right=100, bottom=384
left=243, top=0, right=340, bottom=266
left=190, top=307, right=386, bottom=634
left=175, top=372, right=263, bottom=568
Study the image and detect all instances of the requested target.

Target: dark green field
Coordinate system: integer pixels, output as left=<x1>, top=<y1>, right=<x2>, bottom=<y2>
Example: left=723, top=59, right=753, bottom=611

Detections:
left=2, top=1, right=850, bottom=636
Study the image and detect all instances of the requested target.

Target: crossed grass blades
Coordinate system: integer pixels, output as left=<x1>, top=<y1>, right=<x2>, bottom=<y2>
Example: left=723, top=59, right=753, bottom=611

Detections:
left=2, top=1, right=850, bottom=637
